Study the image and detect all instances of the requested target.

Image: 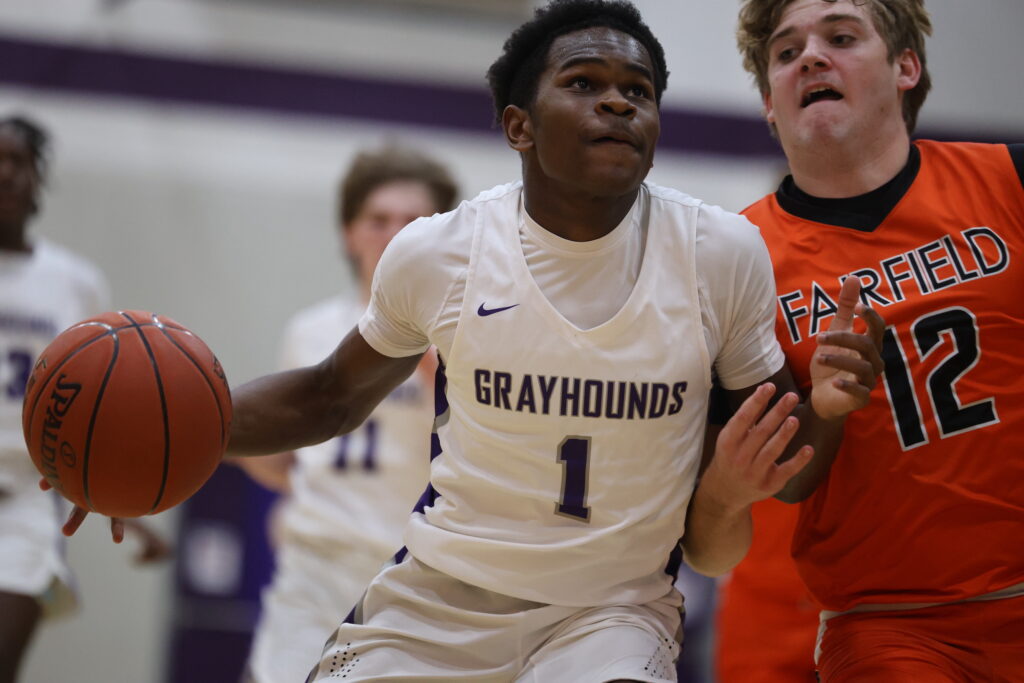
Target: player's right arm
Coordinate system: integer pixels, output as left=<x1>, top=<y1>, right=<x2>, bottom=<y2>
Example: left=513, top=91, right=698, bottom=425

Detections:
left=56, top=210, right=452, bottom=538
left=226, top=329, right=422, bottom=456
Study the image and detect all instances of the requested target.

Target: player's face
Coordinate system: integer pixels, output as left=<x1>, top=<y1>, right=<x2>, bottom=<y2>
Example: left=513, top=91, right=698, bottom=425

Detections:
left=0, top=127, right=39, bottom=229
left=344, top=179, right=437, bottom=285
left=762, top=0, right=920, bottom=151
left=523, top=27, right=659, bottom=198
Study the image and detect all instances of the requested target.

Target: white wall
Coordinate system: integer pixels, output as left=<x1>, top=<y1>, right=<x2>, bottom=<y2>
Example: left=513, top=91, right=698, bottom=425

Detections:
left=2, top=1, right=1021, bottom=681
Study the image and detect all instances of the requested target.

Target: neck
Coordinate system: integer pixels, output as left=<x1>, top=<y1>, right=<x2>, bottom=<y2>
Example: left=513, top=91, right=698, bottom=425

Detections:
left=521, top=177, right=638, bottom=242
left=785, top=124, right=912, bottom=199
left=0, top=222, right=30, bottom=252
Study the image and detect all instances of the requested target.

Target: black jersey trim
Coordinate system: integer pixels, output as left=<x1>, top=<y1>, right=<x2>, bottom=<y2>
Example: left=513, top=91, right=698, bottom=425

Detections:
left=1009, top=143, right=1024, bottom=192
left=774, top=144, right=920, bottom=232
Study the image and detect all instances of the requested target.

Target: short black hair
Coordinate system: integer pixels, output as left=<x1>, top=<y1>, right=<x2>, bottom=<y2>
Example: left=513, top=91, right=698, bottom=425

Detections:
left=0, top=115, right=50, bottom=183
left=486, top=0, right=669, bottom=124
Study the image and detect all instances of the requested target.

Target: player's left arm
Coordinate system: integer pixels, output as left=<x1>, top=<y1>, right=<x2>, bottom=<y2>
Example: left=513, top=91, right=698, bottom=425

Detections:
left=682, top=278, right=883, bottom=576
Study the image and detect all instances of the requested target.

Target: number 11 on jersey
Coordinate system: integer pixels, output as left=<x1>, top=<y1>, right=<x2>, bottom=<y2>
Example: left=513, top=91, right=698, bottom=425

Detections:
left=556, top=436, right=591, bottom=522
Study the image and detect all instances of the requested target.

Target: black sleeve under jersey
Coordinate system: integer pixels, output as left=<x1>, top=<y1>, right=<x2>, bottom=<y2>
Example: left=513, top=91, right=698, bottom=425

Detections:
left=707, top=379, right=733, bottom=426
left=1009, top=143, right=1024, bottom=191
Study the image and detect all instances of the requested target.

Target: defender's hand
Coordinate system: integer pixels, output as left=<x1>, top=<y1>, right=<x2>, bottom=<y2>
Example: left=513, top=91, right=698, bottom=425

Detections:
left=699, top=383, right=813, bottom=511
left=810, top=277, right=884, bottom=420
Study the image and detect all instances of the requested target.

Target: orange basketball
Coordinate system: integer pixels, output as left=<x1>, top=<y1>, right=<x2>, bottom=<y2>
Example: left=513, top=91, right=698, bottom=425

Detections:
left=21, top=310, right=231, bottom=517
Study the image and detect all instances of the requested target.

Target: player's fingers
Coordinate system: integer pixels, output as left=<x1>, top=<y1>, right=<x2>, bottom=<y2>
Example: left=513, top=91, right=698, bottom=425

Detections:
left=830, top=276, right=861, bottom=332
left=831, top=377, right=873, bottom=405
left=817, top=352, right=878, bottom=388
left=745, top=392, right=800, bottom=453
left=62, top=506, right=89, bottom=536
left=767, top=446, right=814, bottom=493
left=817, top=331, right=877, bottom=357
left=719, top=383, right=776, bottom=447
left=751, top=413, right=801, bottom=473
left=855, top=305, right=886, bottom=372
left=111, top=518, right=125, bottom=544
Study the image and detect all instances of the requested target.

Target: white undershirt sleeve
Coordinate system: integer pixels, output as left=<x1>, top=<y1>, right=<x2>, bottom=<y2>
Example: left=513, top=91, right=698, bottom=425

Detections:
left=358, top=213, right=469, bottom=359
left=700, top=206, right=786, bottom=390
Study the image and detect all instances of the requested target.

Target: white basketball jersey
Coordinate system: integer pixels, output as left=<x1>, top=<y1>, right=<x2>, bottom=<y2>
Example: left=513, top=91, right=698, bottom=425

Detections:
left=405, top=185, right=714, bottom=607
left=0, top=240, right=109, bottom=489
left=277, top=296, right=432, bottom=559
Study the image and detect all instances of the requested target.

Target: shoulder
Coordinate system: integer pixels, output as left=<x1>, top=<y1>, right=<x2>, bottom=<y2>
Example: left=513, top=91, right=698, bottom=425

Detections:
left=34, top=239, right=109, bottom=294
left=916, top=139, right=1013, bottom=169
left=916, top=139, right=1024, bottom=197
left=646, top=182, right=760, bottom=242
left=644, top=183, right=766, bottom=264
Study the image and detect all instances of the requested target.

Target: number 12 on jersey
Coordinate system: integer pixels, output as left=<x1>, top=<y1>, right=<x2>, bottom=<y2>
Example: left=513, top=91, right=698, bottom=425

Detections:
left=556, top=436, right=591, bottom=522
left=881, top=307, right=998, bottom=450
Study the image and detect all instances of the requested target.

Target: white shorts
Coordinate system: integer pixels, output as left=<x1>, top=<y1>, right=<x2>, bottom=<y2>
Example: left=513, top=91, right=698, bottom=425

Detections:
left=308, top=554, right=683, bottom=682
left=0, top=481, right=76, bottom=617
left=247, top=538, right=388, bottom=683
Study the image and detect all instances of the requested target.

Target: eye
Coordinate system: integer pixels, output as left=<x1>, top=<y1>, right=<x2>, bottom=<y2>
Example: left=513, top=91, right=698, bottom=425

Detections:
left=627, top=85, right=650, bottom=99
left=570, top=76, right=591, bottom=90
left=777, top=47, right=798, bottom=62
left=831, top=33, right=855, bottom=46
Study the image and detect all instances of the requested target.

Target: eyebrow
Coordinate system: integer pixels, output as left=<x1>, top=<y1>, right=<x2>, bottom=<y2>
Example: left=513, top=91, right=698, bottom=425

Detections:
left=557, top=55, right=654, bottom=82
left=767, top=13, right=866, bottom=49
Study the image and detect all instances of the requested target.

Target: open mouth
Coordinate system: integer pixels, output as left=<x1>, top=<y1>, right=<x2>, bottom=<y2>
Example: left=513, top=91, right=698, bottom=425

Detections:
left=801, top=87, right=843, bottom=108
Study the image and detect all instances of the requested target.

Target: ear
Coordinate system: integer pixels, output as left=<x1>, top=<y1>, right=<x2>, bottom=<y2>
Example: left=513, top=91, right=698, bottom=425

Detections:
left=502, top=105, right=534, bottom=152
left=895, top=48, right=922, bottom=92
left=762, top=89, right=776, bottom=125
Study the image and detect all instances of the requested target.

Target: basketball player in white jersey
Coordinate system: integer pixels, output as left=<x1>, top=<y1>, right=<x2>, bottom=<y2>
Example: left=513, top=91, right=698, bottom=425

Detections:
left=238, top=146, right=458, bottom=683
left=0, top=115, right=176, bottom=683
left=58, top=1, right=883, bottom=679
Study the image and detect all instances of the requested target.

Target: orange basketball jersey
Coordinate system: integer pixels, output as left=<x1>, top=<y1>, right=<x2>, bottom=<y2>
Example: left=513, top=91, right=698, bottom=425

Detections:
left=715, top=498, right=818, bottom=683
left=749, top=141, right=1024, bottom=612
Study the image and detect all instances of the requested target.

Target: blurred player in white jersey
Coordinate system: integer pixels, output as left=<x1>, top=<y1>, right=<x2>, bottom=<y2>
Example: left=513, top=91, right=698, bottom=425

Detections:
left=62, top=1, right=884, bottom=680
left=0, top=115, right=109, bottom=683
left=239, top=146, right=458, bottom=683
left=0, top=115, right=171, bottom=683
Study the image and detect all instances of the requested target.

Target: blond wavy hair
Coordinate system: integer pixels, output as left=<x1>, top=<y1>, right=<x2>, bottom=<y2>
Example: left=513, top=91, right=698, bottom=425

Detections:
left=737, top=0, right=932, bottom=132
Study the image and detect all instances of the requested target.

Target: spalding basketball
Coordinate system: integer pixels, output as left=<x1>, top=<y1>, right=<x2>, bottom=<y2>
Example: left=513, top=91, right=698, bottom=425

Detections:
left=21, top=310, right=231, bottom=517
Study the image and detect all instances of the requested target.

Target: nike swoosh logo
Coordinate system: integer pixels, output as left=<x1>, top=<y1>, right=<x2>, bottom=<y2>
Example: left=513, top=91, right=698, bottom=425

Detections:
left=477, top=303, right=519, bottom=317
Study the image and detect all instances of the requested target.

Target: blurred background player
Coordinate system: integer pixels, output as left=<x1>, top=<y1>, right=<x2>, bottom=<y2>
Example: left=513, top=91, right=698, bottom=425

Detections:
left=724, top=0, right=1024, bottom=680
left=0, top=114, right=169, bottom=683
left=236, top=144, right=458, bottom=683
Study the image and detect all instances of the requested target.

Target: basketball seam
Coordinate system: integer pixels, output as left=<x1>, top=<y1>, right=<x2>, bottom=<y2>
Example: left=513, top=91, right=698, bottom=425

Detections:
left=81, top=332, right=121, bottom=512
left=120, top=312, right=173, bottom=515
left=24, top=323, right=115, bottom=432
left=155, top=325, right=230, bottom=452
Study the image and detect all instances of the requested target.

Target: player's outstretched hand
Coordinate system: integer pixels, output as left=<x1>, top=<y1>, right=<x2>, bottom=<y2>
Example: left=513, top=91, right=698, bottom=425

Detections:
left=39, top=477, right=124, bottom=543
left=699, top=383, right=814, bottom=510
left=810, top=276, right=885, bottom=420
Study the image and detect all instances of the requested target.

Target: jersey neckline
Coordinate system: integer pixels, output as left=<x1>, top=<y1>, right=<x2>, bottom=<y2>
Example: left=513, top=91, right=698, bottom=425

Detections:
left=507, top=185, right=655, bottom=338
left=775, top=143, right=920, bottom=233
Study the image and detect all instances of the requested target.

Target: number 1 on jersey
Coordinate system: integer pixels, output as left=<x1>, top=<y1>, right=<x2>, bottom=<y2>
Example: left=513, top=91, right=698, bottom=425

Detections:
left=556, top=436, right=591, bottom=522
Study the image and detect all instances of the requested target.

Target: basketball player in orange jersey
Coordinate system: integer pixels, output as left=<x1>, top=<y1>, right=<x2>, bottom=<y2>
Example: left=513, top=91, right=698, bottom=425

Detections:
left=717, top=1, right=1024, bottom=681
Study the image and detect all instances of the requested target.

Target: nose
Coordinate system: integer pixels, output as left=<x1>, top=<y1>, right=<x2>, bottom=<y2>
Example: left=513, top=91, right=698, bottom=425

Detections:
left=597, top=88, right=636, bottom=118
left=799, top=36, right=831, bottom=73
